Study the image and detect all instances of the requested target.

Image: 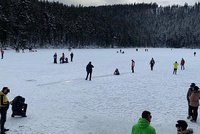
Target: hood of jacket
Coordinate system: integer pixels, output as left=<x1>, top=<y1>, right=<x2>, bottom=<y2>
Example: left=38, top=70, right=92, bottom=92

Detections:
left=137, top=118, right=150, bottom=128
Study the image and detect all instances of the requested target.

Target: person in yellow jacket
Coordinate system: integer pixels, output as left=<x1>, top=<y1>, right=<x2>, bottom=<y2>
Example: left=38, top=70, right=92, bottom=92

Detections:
left=0, top=87, right=10, bottom=134
left=173, top=61, right=179, bottom=75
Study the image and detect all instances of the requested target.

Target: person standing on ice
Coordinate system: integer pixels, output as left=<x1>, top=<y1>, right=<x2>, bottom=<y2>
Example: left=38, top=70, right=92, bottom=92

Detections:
left=1, top=48, right=4, bottom=59
left=194, top=52, right=196, bottom=56
left=189, top=86, right=200, bottom=122
left=0, top=87, right=10, bottom=134
left=61, top=53, right=65, bottom=63
left=180, top=58, right=185, bottom=70
left=149, top=58, right=155, bottom=71
left=173, top=61, right=179, bottom=75
left=85, top=61, right=94, bottom=81
left=187, top=83, right=195, bottom=120
left=53, top=53, right=57, bottom=64
left=70, top=52, right=74, bottom=62
left=132, top=110, right=156, bottom=134
left=131, top=60, right=135, bottom=73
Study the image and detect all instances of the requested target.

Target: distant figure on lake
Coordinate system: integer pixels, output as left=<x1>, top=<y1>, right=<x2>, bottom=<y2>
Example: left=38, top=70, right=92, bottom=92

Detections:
left=150, top=58, right=155, bottom=71
left=180, top=58, right=185, bottom=70
left=53, top=53, right=57, bottom=64
left=1, top=48, right=4, bottom=59
left=85, top=61, right=94, bottom=81
left=131, top=60, right=135, bottom=73
left=61, top=53, right=65, bottom=63
left=70, top=52, right=74, bottom=62
left=173, top=61, right=179, bottom=75
left=194, top=52, right=196, bottom=56
left=65, top=57, right=68, bottom=63
left=114, top=68, right=120, bottom=75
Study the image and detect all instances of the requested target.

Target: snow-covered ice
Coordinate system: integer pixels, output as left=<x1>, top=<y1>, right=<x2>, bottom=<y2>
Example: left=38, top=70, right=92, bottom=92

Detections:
left=0, top=48, right=200, bottom=134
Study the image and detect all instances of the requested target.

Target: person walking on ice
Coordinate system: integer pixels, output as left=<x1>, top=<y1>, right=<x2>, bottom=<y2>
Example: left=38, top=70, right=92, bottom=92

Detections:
left=131, top=60, right=135, bottom=73
left=150, top=58, right=155, bottom=71
left=180, top=58, right=185, bottom=70
left=1, top=48, right=4, bottom=59
left=85, top=61, right=94, bottom=81
left=173, top=61, right=179, bottom=75
left=70, top=52, right=74, bottom=62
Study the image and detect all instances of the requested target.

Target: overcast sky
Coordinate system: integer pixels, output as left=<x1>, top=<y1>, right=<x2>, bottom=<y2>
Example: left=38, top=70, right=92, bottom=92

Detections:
left=47, top=0, right=198, bottom=6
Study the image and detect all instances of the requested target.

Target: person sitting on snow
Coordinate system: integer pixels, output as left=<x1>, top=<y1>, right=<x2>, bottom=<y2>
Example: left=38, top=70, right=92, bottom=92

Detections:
left=114, top=68, right=120, bottom=75
left=11, top=96, right=27, bottom=117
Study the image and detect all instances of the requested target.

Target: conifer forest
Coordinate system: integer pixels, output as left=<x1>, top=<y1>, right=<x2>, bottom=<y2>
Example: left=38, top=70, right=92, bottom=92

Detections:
left=1, top=0, right=200, bottom=48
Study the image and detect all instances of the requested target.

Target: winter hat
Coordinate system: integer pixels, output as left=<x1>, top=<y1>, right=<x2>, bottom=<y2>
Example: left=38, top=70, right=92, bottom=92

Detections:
left=190, top=83, right=195, bottom=88
left=176, top=120, right=188, bottom=130
left=193, top=86, right=199, bottom=91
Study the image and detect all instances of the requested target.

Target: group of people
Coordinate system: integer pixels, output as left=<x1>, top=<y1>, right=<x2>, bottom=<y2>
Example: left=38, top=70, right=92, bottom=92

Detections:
left=132, top=110, right=193, bottom=134
left=0, top=87, right=27, bottom=134
left=173, top=58, right=185, bottom=75
left=53, top=52, right=74, bottom=64
left=132, top=83, right=200, bottom=134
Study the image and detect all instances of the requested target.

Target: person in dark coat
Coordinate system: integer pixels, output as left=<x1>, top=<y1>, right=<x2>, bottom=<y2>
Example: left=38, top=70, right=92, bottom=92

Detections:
left=1, top=48, right=4, bottom=59
left=11, top=96, right=27, bottom=117
left=0, top=87, right=10, bottom=134
left=150, top=58, right=155, bottom=71
left=194, top=52, right=196, bottom=56
left=61, top=53, right=65, bottom=63
left=85, top=61, right=94, bottom=81
left=70, top=52, right=74, bottom=62
left=65, top=57, right=68, bottom=63
left=53, top=53, right=57, bottom=64
left=114, top=68, right=120, bottom=75
left=131, top=60, right=135, bottom=73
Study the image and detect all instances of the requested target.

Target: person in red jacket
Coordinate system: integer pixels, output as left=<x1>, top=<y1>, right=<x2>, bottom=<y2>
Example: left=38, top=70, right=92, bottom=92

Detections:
left=180, top=58, right=185, bottom=70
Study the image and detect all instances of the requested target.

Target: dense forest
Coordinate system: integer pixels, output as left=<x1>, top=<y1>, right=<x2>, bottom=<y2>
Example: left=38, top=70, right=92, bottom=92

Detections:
left=1, top=0, right=200, bottom=48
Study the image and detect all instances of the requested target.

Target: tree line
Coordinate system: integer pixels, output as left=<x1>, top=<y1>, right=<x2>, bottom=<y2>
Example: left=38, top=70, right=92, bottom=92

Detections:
left=1, top=0, right=200, bottom=48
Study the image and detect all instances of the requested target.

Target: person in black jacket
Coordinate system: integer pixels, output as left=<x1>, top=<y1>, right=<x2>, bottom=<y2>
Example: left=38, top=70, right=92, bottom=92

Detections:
left=11, top=96, right=27, bottom=117
left=150, top=58, right=155, bottom=71
left=53, top=53, right=57, bottom=64
left=85, top=61, right=94, bottom=81
left=70, top=52, right=74, bottom=62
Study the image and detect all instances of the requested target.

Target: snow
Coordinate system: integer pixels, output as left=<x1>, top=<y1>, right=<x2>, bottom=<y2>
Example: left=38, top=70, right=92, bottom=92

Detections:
left=0, top=48, right=200, bottom=134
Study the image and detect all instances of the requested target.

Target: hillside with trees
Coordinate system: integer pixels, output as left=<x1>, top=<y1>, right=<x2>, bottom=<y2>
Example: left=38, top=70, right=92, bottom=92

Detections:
left=1, top=0, right=200, bottom=48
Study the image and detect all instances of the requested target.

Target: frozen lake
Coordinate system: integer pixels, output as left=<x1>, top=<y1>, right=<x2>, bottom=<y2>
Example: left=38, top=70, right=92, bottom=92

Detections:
left=0, top=48, right=200, bottom=134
